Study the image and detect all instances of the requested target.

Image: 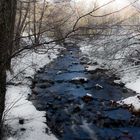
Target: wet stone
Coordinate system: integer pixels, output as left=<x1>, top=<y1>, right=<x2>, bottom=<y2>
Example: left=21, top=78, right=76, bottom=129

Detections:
left=70, top=77, right=88, bottom=84
left=72, top=62, right=79, bottom=65
left=32, top=88, right=40, bottom=95
left=137, top=95, right=140, bottom=100
left=20, top=128, right=26, bottom=131
left=122, top=130, right=129, bottom=135
left=119, top=82, right=125, bottom=87
left=122, top=88, right=128, bottom=93
left=93, top=62, right=98, bottom=65
left=54, top=95, right=62, bottom=101
left=56, top=71, right=63, bottom=75
left=80, top=56, right=90, bottom=64
left=36, top=83, right=52, bottom=89
left=67, top=97, right=75, bottom=103
left=73, top=105, right=81, bottom=113
left=82, top=94, right=93, bottom=103
left=39, top=79, right=55, bottom=85
left=19, top=119, right=24, bottom=125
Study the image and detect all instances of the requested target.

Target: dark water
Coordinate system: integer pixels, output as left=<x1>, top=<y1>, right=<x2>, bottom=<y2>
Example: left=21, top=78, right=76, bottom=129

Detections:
left=31, top=44, right=140, bottom=140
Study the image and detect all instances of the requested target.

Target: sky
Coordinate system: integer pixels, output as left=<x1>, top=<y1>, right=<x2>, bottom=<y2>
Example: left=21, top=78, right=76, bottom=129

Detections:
left=45, top=0, right=140, bottom=14
left=74, top=0, right=130, bottom=10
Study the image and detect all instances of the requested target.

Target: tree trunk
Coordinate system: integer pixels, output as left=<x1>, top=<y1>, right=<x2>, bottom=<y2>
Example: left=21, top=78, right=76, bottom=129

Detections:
left=0, top=70, right=6, bottom=138
left=0, top=0, right=17, bottom=138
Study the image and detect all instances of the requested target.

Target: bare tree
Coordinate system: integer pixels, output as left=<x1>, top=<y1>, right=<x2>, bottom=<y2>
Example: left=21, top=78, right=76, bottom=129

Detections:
left=0, top=0, right=17, bottom=138
left=15, top=0, right=30, bottom=48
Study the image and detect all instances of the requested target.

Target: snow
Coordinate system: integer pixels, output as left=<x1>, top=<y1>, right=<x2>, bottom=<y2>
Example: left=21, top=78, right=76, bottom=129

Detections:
left=120, top=95, right=140, bottom=111
left=72, top=77, right=88, bottom=82
left=95, top=84, right=103, bottom=89
left=86, top=93, right=93, bottom=97
left=4, top=86, right=57, bottom=140
left=3, top=46, right=62, bottom=140
left=125, top=78, right=140, bottom=94
left=56, top=71, right=63, bottom=75
left=119, top=78, right=140, bottom=111
left=86, top=65, right=99, bottom=71
left=114, top=80, right=121, bottom=84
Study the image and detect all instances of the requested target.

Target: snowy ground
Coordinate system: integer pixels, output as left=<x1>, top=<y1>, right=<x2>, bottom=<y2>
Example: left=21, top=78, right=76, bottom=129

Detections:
left=3, top=46, right=62, bottom=140
left=120, top=78, right=140, bottom=111
left=80, top=39, right=140, bottom=111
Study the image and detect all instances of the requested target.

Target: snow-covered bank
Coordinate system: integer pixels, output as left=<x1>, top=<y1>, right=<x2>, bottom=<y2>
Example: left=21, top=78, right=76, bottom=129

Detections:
left=80, top=42, right=140, bottom=111
left=126, top=79, right=140, bottom=94
left=119, top=78, right=140, bottom=111
left=3, top=46, right=62, bottom=140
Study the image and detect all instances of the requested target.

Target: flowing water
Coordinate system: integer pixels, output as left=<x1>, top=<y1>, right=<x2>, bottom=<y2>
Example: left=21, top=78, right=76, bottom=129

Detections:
left=30, top=44, right=140, bottom=140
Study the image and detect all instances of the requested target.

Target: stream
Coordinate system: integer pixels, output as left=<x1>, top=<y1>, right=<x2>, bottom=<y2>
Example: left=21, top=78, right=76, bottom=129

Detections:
left=30, top=44, right=140, bottom=140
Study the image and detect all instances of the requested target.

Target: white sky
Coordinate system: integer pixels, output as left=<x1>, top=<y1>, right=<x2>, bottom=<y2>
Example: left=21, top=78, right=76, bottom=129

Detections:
left=74, top=0, right=130, bottom=10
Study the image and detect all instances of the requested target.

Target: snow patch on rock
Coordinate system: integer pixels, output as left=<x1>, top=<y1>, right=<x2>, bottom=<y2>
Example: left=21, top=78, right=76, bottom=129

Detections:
left=119, top=78, right=140, bottom=111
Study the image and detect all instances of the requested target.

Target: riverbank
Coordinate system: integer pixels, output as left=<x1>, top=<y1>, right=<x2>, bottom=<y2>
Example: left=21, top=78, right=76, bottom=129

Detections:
left=3, top=46, right=62, bottom=140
